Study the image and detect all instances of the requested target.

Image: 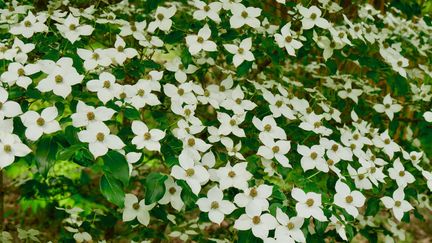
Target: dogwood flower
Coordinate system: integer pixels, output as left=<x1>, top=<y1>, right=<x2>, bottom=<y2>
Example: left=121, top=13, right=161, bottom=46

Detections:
left=224, top=38, right=255, bottom=67
left=381, top=188, right=413, bottom=221
left=216, top=162, right=252, bottom=190
left=337, top=81, right=363, bottom=103
left=372, top=130, right=400, bottom=159
left=220, top=86, right=256, bottom=114
left=291, top=188, right=327, bottom=221
left=21, top=106, right=61, bottom=141
left=131, top=120, right=165, bottom=152
left=107, top=35, right=138, bottom=65
left=373, top=94, right=402, bottom=120
left=388, top=158, right=415, bottom=188
left=0, top=62, right=40, bottom=89
left=9, top=11, right=48, bottom=38
left=252, top=115, right=287, bottom=140
left=193, top=1, right=222, bottom=23
left=234, top=202, right=277, bottom=239
left=221, top=137, right=245, bottom=160
left=275, top=208, right=306, bottom=243
left=0, top=132, right=31, bottom=169
left=122, top=194, right=155, bottom=225
left=171, top=153, right=209, bottom=195
left=36, top=64, right=84, bottom=98
left=56, top=14, right=94, bottom=43
left=6, top=37, right=35, bottom=63
left=0, top=87, right=22, bottom=119
left=158, top=177, right=184, bottom=211
left=197, top=186, right=236, bottom=224
left=229, top=3, right=261, bottom=29
left=86, top=72, right=121, bottom=104
left=77, top=48, right=111, bottom=71
left=234, top=184, right=272, bottom=211
left=185, top=24, right=217, bottom=55
left=274, top=23, right=303, bottom=56
left=148, top=6, right=177, bottom=32
left=333, top=180, right=366, bottom=218
left=77, top=122, right=125, bottom=158
left=71, top=101, right=116, bottom=127
left=257, top=136, right=291, bottom=167
left=298, top=5, right=330, bottom=29
left=297, top=144, right=328, bottom=172
left=217, top=112, right=246, bottom=137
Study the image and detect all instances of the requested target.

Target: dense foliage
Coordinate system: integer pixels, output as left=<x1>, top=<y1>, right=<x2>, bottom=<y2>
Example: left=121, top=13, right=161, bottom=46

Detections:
left=0, top=0, right=432, bottom=242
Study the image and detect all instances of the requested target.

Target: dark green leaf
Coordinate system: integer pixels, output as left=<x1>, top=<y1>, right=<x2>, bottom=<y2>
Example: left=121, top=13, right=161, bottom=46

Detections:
left=100, top=175, right=125, bottom=207
left=102, top=151, right=130, bottom=186
left=144, top=172, right=168, bottom=204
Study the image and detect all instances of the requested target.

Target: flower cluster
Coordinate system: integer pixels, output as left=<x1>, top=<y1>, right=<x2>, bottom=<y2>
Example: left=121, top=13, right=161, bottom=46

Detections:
left=0, top=0, right=431, bottom=242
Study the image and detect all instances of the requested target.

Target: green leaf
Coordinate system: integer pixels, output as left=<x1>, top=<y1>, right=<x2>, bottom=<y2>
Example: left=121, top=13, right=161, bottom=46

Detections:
left=144, top=172, right=168, bottom=204
left=237, top=61, right=253, bottom=77
left=365, top=197, right=380, bottom=216
left=100, top=174, right=125, bottom=207
left=102, top=151, right=130, bottom=186
left=56, top=144, right=83, bottom=161
left=124, top=108, right=141, bottom=120
left=34, top=136, right=58, bottom=176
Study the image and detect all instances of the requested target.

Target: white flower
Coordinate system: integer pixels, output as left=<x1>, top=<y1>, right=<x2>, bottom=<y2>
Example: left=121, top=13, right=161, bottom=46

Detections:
left=119, top=20, right=147, bottom=40
left=216, top=162, right=252, bottom=190
left=180, top=135, right=211, bottom=162
left=298, top=5, right=330, bottom=29
left=347, top=165, right=373, bottom=190
left=220, top=86, right=256, bottom=114
left=86, top=72, right=121, bottom=104
left=36, top=63, right=84, bottom=98
left=73, top=232, right=92, bottom=243
left=229, top=3, right=261, bottom=29
left=77, top=48, right=111, bottom=71
left=0, top=132, right=31, bottom=169
left=165, top=57, right=198, bottom=83
left=372, top=130, right=400, bottom=159
left=158, top=177, right=184, bottom=211
left=337, top=81, right=363, bottom=103
left=164, top=82, right=197, bottom=105
left=252, top=115, right=287, bottom=140
left=148, top=6, right=177, bottom=32
left=423, top=111, right=432, bottom=122
left=56, top=14, right=94, bottom=43
left=21, top=106, right=61, bottom=141
left=274, top=23, right=303, bottom=56
left=234, top=202, right=277, bottom=239
left=257, top=136, right=291, bottom=168
left=171, top=153, right=209, bottom=195
left=220, top=137, right=245, bottom=160
left=131, top=120, right=165, bottom=152
left=234, top=184, right=272, bottom=211
left=373, top=94, right=402, bottom=120
left=9, top=11, right=48, bottom=38
left=6, top=37, right=35, bottom=63
left=0, top=87, right=22, bottom=119
left=77, top=122, right=125, bottom=158
left=0, top=62, right=39, bottom=89
left=71, top=101, right=116, bottom=127
left=126, top=78, right=161, bottom=109
left=223, top=38, right=255, bottom=67
left=193, top=1, right=222, bottom=23
left=297, top=144, right=328, bottom=172
left=185, top=24, right=217, bottom=55
left=381, top=188, right=413, bottom=221
left=197, top=186, right=236, bottom=224
left=333, top=180, right=366, bottom=218
left=291, top=188, right=327, bottom=221
left=106, top=35, right=138, bottom=65
left=388, top=158, right=415, bottom=188
left=217, top=112, right=245, bottom=137
left=123, top=194, right=155, bottom=225
left=275, top=208, right=305, bottom=243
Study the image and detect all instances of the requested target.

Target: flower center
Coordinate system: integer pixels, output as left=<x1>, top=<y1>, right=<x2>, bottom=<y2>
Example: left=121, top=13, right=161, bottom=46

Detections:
left=313, top=121, right=321, bottom=128
left=399, top=171, right=405, bottom=177
left=133, top=202, right=140, bottom=210
left=285, top=36, right=292, bottom=43
left=3, top=145, right=12, bottom=153
left=229, top=119, right=236, bottom=126
left=169, top=187, right=176, bottom=194
left=96, top=132, right=105, bottom=142
left=228, top=171, right=236, bottom=178
left=117, top=46, right=124, bottom=52
left=395, top=201, right=401, bottom=207
left=306, top=198, right=314, bottom=207
left=252, top=216, right=261, bottom=224
left=36, top=117, right=45, bottom=126
left=24, top=20, right=32, bottom=27
left=249, top=188, right=257, bottom=198
left=55, top=75, right=63, bottom=83
left=186, top=168, right=195, bottom=177
left=210, top=201, right=219, bottom=209
left=241, top=11, right=248, bottom=18
left=177, top=88, right=185, bottom=96
left=17, top=68, right=25, bottom=76
left=144, top=132, right=151, bottom=140
left=238, top=48, right=244, bottom=54
left=310, top=13, right=317, bottom=20
left=331, top=144, right=338, bottom=152
left=310, top=152, right=318, bottom=160
left=275, top=100, right=283, bottom=107
left=137, top=89, right=145, bottom=97
left=272, top=146, right=280, bottom=153
left=345, top=195, right=353, bottom=203
left=287, top=222, right=295, bottom=230
left=203, top=5, right=210, bottom=12
left=384, top=138, right=391, bottom=145
left=187, top=138, right=195, bottom=147
left=87, top=112, right=95, bottom=120
left=69, top=24, right=77, bottom=30
left=184, top=109, right=192, bottom=116
left=264, top=124, right=272, bottom=132
left=157, top=13, right=164, bottom=20
left=92, top=53, right=100, bottom=60
left=103, top=80, right=111, bottom=89
left=197, top=36, right=204, bottom=44
left=327, top=159, right=334, bottom=166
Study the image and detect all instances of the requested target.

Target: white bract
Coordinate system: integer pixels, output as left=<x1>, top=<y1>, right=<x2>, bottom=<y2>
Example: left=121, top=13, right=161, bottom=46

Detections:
left=21, top=106, right=61, bottom=141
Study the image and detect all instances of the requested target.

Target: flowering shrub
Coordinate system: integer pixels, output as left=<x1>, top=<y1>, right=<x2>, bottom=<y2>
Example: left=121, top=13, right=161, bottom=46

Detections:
left=1, top=0, right=432, bottom=242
